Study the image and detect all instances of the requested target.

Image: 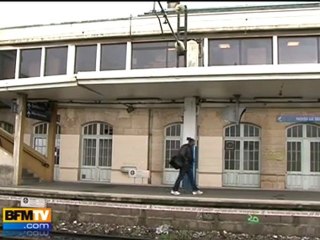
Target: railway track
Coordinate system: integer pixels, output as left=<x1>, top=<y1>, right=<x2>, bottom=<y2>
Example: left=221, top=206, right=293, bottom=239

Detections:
left=1, top=230, right=152, bottom=240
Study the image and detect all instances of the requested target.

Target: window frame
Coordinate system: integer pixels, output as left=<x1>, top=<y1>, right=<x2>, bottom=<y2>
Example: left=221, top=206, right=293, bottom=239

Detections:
left=44, top=46, right=68, bottom=76
left=131, top=41, right=184, bottom=69
left=208, top=37, right=273, bottom=66
left=100, top=43, right=127, bottom=71
left=0, top=49, right=17, bottom=80
left=286, top=124, right=320, bottom=173
left=81, top=121, right=113, bottom=168
left=74, top=44, right=98, bottom=73
left=278, top=36, right=319, bottom=64
left=164, top=122, right=183, bottom=169
left=224, top=123, right=261, bottom=172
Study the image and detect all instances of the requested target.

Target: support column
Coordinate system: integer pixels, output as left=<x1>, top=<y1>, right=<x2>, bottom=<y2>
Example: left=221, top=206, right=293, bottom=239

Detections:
left=182, top=97, right=197, bottom=143
left=13, top=94, right=27, bottom=186
left=182, top=97, right=198, bottom=190
left=46, top=102, right=57, bottom=182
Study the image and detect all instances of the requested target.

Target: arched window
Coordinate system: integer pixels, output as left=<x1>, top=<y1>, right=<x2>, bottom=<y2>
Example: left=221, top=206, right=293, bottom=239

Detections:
left=287, top=124, right=320, bottom=173
left=0, top=121, right=14, bottom=134
left=223, top=123, right=261, bottom=188
left=286, top=124, right=320, bottom=190
left=224, top=123, right=261, bottom=171
left=82, top=122, right=113, bottom=168
left=164, top=123, right=182, bottom=169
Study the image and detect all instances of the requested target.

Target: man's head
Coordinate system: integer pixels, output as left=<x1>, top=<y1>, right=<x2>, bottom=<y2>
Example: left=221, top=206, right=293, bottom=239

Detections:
left=187, top=137, right=195, bottom=145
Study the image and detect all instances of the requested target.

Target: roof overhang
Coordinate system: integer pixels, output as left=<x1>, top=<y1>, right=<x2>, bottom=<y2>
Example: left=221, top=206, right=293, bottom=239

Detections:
left=1, top=65, right=320, bottom=108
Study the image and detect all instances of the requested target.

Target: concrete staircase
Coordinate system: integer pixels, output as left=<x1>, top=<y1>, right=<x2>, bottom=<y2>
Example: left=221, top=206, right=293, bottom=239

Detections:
left=22, top=168, right=40, bottom=184
left=0, top=128, right=50, bottom=184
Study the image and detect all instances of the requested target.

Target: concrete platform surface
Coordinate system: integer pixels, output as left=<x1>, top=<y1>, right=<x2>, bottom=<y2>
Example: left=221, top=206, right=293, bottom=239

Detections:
left=0, top=182, right=320, bottom=210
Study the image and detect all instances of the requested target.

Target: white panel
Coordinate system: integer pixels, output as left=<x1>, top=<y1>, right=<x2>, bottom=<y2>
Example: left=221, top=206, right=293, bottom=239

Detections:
left=98, top=168, right=111, bottom=182
left=203, top=38, right=208, bottom=67
left=308, top=175, right=320, bottom=190
left=187, top=40, right=199, bottom=67
left=163, top=170, right=179, bottom=185
left=287, top=174, right=320, bottom=190
left=54, top=165, right=60, bottom=181
left=80, top=168, right=96, bottom=181
left=223, top=172, right=259, bottom=188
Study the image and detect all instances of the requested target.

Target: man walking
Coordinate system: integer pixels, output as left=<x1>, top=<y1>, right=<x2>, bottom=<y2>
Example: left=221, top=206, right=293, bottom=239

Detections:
left=171, top=137, right=203, bottom=196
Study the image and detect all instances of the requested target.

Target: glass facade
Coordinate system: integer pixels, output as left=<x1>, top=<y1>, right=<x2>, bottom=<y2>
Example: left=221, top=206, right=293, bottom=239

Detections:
left=132, top=41, right=182, bottom=69
left=45, top=46, right=68, bottom=76
left=75, top=45, right=97, bottom=73
left=19, top=48, right=41, bottom=78
left=278, top=37, right=318, bottom=64
left=100, top=43, right=126, bottom=70
left=1, top=35, right=319, bottom=80
left=209, top=38, right=272, bottom=65
left=0, top=50, right=16, bottom=80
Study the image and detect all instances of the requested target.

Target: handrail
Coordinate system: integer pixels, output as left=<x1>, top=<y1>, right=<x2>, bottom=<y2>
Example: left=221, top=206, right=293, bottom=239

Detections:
left=0, top=128, right=50, bottom=168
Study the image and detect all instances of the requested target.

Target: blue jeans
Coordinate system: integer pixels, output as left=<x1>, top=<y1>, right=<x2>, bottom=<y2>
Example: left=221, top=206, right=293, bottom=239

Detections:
left=173, top=166, right=198, bottom=192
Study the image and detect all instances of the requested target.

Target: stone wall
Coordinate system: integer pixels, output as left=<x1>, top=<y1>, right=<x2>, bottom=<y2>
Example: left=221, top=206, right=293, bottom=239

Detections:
left=0, top=195, right=319, bottom=237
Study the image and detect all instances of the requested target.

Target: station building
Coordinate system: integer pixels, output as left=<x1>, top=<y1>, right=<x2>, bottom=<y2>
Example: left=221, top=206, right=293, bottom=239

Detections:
left=1, top=2, right=320, bottom=191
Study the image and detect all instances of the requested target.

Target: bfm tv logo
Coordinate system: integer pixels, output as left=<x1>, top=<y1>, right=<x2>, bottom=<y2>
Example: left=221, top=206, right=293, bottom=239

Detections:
left=2, top=208, right=52, bottom=231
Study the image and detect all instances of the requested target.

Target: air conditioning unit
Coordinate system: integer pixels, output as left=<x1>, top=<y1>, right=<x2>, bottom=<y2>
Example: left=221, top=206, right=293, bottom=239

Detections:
left=120, top=166, right=136, bottom=173
left=225, top=140, right=235, bottom=150
left=128, top=168, right=137, bottom=178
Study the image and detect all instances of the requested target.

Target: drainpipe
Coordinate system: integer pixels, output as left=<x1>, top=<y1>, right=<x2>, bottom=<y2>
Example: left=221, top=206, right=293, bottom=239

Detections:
left=147, top=108, right=153, bottom=184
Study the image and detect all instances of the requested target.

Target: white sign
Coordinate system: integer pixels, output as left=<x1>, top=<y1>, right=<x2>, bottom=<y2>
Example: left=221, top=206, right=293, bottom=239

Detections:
left=20, top=197, right=47, bottom=207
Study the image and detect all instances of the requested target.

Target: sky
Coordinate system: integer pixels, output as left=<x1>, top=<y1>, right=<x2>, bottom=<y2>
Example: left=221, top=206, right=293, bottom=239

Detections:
left=0, top=1, right=316, bottom=28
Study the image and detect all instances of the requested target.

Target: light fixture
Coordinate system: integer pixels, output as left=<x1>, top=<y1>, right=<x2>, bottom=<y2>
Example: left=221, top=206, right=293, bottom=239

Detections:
left=126, top=105, right=135, bottom=113
left=287, top=41, right=299, bottom=47
left=175, top=40, right=185, bottom=54
left=219, top=44, right=231, bottom=49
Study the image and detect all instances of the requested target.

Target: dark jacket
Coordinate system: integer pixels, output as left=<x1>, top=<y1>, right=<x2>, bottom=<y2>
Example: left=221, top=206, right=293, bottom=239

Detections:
left=178, top=143, right=194, bottom=169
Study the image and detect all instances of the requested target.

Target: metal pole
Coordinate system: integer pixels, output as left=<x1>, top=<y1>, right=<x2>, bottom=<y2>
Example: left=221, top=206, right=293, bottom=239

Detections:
left=157, top=1, right=180, bottom=43
left=184, top=5, right=188, bottom=67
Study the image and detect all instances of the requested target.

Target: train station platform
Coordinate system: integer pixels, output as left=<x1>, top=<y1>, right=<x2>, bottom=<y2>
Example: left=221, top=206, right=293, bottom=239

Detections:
left=1, top=181, right=320, bottom=209
left=1, top=182, right=320, bottom=238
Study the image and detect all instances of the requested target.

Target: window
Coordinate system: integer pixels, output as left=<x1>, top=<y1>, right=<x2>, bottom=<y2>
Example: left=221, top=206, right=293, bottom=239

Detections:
left=132, top=41, right=183, bottom=69
left=100, top=43, right=126, bottom=70
left=0, top=121, right=14, bottom=134
left=209, top=38, right=272, bottom=65
left=224, top=123, right=260, bottom=171
left=75, top=45, right=97, bottom=73
left=19, top=48, right=41, bottom=78
left=164, top=123, right=182, bottom=168
left=278, top=37, right=318, bottom=64
left=33, top=122, right=61, bottom=163
left=0, top=50, right=16, bottom=80
left=33, top=122, right=48, bottom=156
left=45, top=46, right=68, bottom=76
left=287, top=124, right=320, bottom=173
left=82, top=122, right=113, bottom=167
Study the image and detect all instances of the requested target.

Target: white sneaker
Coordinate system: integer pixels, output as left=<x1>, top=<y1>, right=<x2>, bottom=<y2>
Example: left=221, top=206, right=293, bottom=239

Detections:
left=192, top=190, right=203, bottom=195
left=171, top=190, right=180, bottom=196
